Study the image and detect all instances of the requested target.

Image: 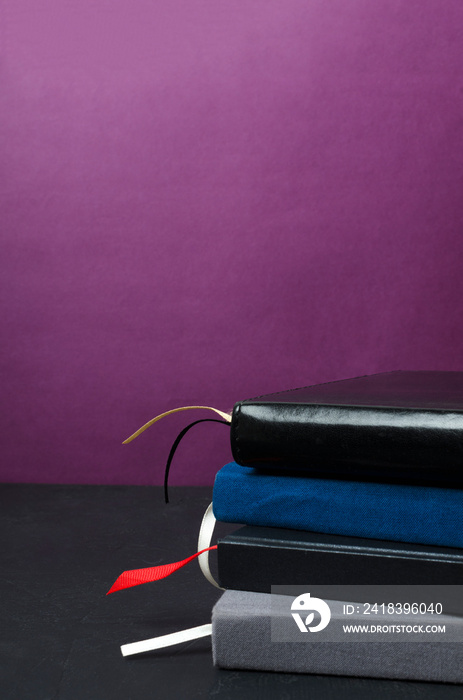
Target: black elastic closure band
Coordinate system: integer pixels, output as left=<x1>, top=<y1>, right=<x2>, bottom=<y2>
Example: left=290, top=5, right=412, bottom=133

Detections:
left=164, top=419, right=229, bottom=503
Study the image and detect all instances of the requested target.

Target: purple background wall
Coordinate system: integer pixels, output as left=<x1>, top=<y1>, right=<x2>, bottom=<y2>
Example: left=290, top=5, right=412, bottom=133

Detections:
left=2, top=1, right=463, bottom=485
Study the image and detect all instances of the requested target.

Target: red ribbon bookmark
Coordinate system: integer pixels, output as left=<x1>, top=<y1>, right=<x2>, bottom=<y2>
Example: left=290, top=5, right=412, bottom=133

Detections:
left=106, top=546, right=218, bottom=595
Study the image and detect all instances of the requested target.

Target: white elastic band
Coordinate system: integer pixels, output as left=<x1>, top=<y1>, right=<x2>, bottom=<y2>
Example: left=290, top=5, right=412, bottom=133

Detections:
left=119, top=503, right=223, bottom=656
left=121, top=623, right=212, bottom=656
left=197, top=502, right=224, bottom=590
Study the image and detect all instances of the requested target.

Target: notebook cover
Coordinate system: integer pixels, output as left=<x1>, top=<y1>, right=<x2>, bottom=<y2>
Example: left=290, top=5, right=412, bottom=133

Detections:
left=217, top=526, right=463, bottom=592
left=212, top=462, right=463, bottom=548
left=231, top=371, right=463, bottom=483
left=212, top=590, right=463, bottom=682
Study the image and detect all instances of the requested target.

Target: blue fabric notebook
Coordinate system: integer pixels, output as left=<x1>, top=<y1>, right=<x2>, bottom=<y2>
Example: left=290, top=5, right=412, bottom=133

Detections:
left=213, top=462, right=463, bottom=549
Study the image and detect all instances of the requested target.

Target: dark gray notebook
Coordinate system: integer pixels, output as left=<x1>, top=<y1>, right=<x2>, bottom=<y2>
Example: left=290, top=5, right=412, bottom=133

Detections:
left=212, top=590, right=463, bottom=683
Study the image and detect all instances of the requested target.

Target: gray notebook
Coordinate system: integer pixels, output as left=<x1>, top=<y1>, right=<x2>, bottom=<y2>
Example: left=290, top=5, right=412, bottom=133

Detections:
left=212, top=590, right=463, bottom=684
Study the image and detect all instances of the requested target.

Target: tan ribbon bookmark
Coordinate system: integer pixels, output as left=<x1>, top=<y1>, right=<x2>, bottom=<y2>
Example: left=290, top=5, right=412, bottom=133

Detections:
left=123, top=406, right=232, bottom=444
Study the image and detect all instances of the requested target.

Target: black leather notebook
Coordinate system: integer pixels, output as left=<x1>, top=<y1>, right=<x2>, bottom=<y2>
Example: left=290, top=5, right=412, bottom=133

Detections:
left=231, top=370, right=463, bottom=484
left=217, top=525, right=463, bottom=598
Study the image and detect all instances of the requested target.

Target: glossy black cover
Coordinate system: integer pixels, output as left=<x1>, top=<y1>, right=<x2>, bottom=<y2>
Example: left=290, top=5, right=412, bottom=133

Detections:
left=231, top=371, right=463, bottom=483
left=217, top=525, right=463, bottom=594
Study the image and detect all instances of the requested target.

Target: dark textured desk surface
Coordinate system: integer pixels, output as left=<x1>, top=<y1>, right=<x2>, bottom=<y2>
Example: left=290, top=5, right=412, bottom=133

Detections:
left=1, top=483, right=462, bottom=700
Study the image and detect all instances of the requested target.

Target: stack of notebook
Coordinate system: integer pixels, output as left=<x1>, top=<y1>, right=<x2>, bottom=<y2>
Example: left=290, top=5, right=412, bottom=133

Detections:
left=210, top=371, right=463, bottom=683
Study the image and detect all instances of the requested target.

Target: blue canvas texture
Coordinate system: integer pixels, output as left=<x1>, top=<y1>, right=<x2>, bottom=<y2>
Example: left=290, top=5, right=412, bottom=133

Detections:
left=213, top=463, right=463, bottom=548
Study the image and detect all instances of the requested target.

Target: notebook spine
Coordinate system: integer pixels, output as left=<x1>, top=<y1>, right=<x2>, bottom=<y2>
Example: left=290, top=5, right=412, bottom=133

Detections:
left=231, top=402, right=463, bottom=480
